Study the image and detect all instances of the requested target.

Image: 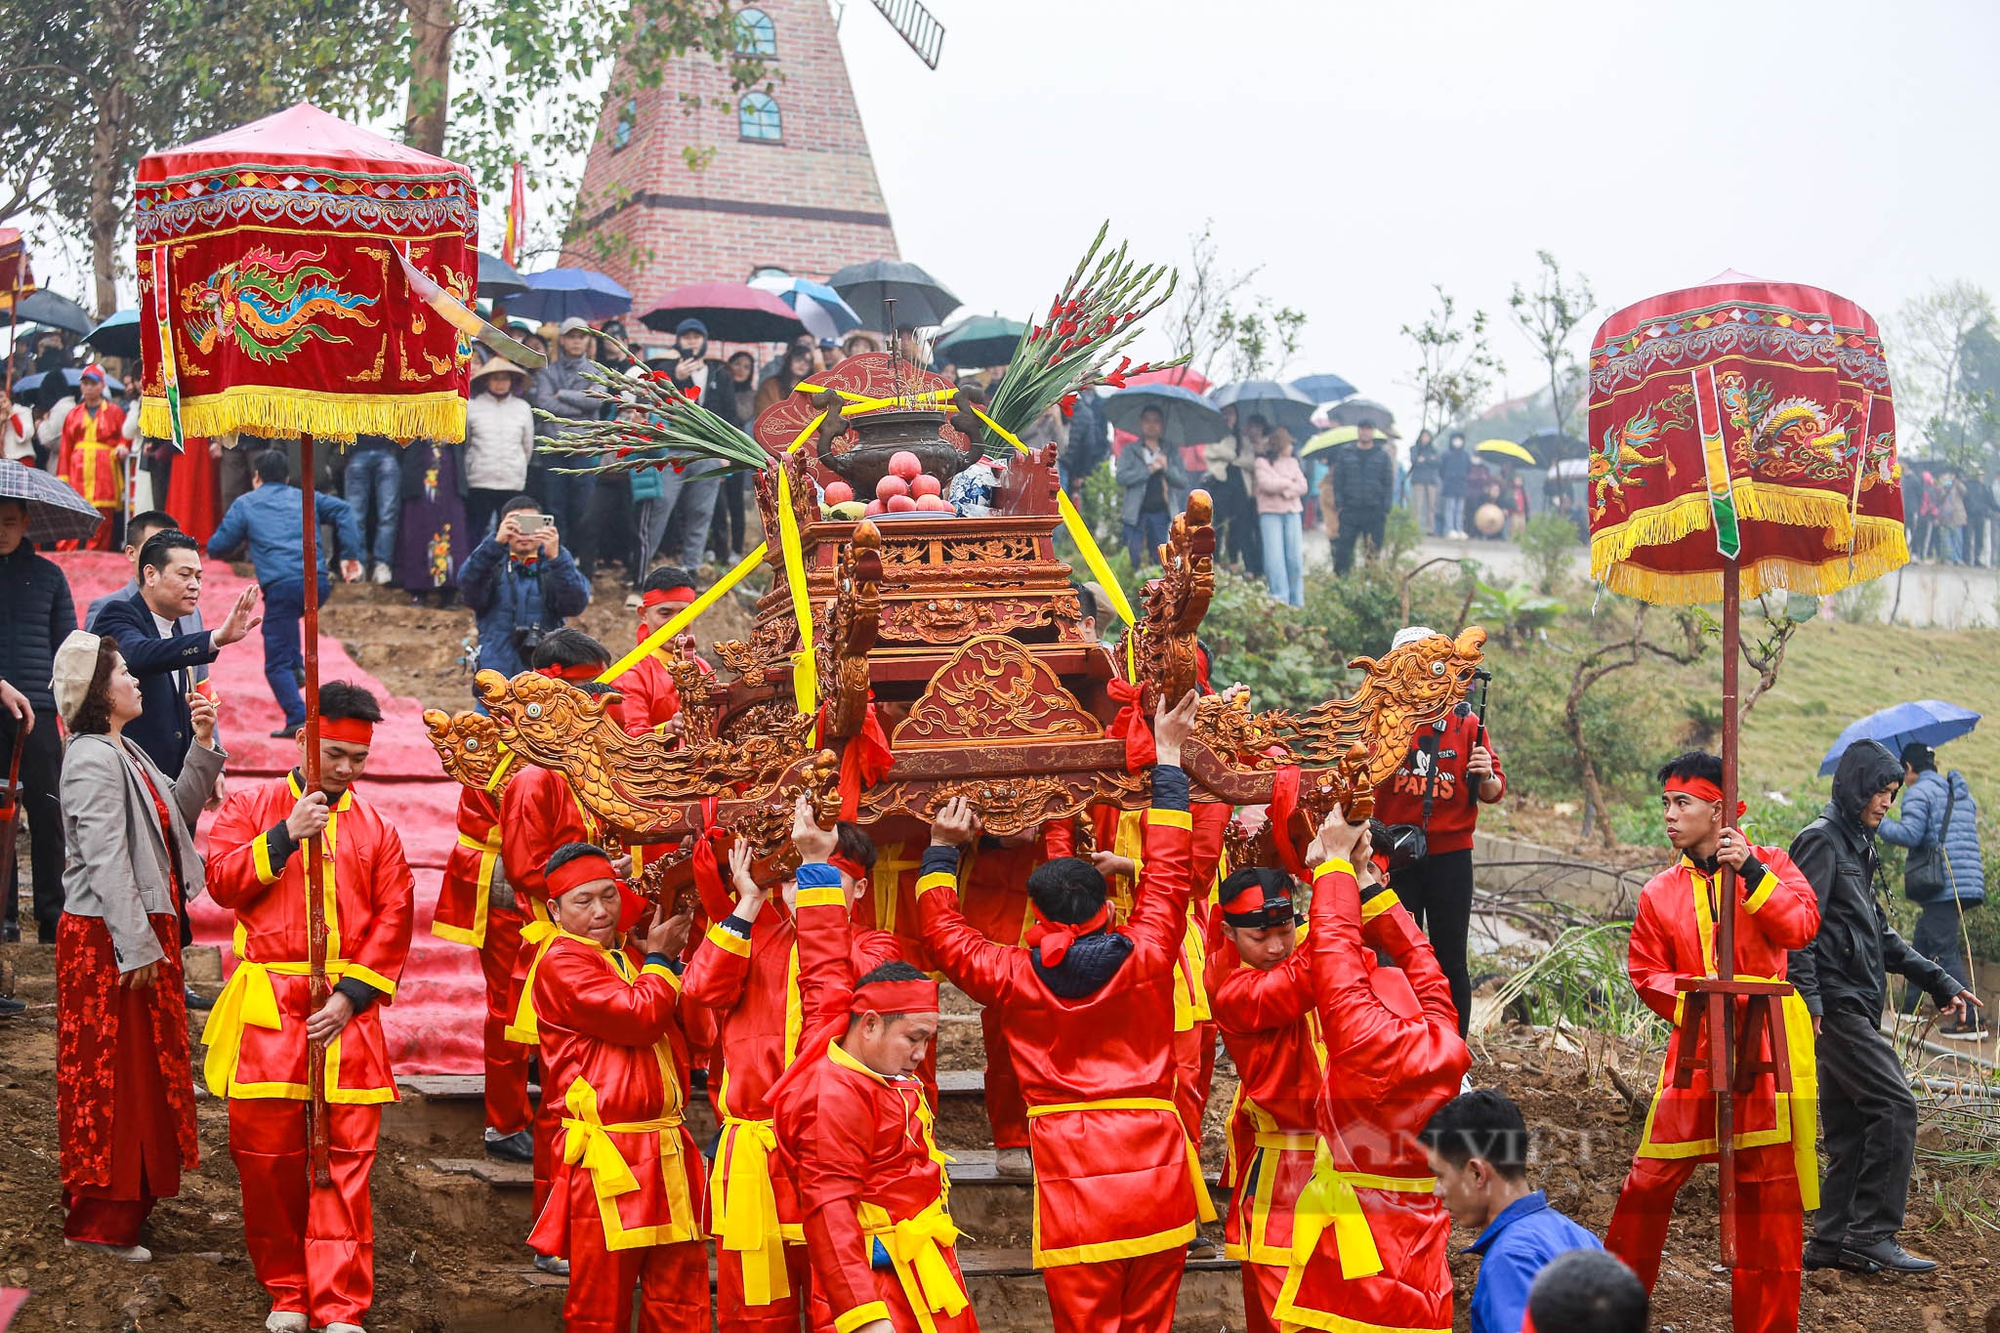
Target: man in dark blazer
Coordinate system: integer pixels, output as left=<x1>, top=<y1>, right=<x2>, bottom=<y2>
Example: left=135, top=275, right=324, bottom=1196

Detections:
left=93, top=530, right=262, bottom=778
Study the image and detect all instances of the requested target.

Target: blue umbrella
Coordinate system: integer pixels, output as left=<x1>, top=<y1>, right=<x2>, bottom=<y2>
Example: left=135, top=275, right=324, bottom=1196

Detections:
left=1818, top=700, right=1981, bottom=777
left=84, top=308, right=141, bottom=360
left=14, top=366, right=125, bottom=395
left=749, top=274, right=862, bottom=342
left=1212, top=379, right=1316, bottom=440
left=1103, top=382, right=1227, bottom=449
left=1291, top=372, right=1357, bottom=405
left=509, top=268, right=633, bottom=323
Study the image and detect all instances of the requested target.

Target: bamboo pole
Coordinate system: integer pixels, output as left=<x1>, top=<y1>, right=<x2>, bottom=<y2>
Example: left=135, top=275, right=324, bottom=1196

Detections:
left=1716, top=556, right=1740, bottom=1265
left=299, top=432, right=332, bottom=1188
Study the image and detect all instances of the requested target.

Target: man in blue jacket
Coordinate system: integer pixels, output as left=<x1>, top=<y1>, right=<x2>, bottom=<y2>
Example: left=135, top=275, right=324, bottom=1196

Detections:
left=207, top=449, right=364, bottom=736
left=1423, top=1088, right=1602, bottom=1333
left=458, top=493, right=591, bottom=692
left=1879, top=741, right=1987, bottom=1040
left=94, top=530, right=263, bottom=778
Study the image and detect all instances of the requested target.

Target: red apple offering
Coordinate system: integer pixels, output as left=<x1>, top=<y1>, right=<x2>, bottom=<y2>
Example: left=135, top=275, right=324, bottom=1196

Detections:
left=822, top=479, right=854, bottom=505
left=915, top=494, right=952, bottom=512
left=888, top=450, right=923, bottom=480
left=887, top=493, right=918, bottom=513
left=876, top=474, right=909, bottom=501
left=864, top=498, right=884, bottom=516
left=910, top=473, right=942, bottom=498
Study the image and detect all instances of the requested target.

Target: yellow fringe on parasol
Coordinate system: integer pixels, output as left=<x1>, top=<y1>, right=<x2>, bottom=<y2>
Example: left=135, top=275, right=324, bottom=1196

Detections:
left=141, top=387, right=469, bottom=445
left=1592, top=513, right=1909, bottom=604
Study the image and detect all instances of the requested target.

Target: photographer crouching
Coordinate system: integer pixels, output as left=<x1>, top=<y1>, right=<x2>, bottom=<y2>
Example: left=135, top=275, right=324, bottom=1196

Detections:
left=458, top=494, right=593, bottom=700
left=1371, top=626, right=1505, bottom=1038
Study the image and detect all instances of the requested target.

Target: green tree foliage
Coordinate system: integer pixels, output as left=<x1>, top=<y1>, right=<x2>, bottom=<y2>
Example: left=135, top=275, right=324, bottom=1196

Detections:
left=1402, top=284, right=1501, bottom=436
left=1894, top=279, right=1998, bottom=467
left=1507, top=250, right=1594, bottom=437
left=1515, top=512, right=1579, bottom=593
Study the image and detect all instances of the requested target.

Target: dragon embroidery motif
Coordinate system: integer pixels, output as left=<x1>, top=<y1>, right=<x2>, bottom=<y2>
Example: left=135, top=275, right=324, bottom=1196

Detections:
left=1592, top=383, right=1692, bottom=514
left=179, top=245, right=377, bottom=361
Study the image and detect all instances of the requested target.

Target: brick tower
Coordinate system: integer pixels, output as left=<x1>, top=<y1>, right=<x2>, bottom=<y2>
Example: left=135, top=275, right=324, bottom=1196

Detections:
left=569, top=0, right=912, bottom=320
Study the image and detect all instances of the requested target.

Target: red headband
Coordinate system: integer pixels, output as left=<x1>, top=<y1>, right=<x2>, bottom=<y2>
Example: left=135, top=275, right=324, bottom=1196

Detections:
left=1028, top=903, right=1111, bottom=966
left=850, top=977, right=937, bottom=1016
left=547, top=850, right=617, bottom=898
left=641, top=587, right=697, bottom=609
left=319, top=717, right=374, bottom=745
left=538, top=663, right=602, bottom=683
left=1665, top=775, right=1746, bottom=819
left=829, top=853, right=867, bottom=883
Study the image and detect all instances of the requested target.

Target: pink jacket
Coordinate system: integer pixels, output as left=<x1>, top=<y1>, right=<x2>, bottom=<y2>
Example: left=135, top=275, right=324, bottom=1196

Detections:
left=1253, top=454, right=1308, bottom=515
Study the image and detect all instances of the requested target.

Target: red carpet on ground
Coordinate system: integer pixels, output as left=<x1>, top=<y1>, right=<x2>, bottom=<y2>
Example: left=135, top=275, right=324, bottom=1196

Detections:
left=56, top=551, right=483, bottom=1076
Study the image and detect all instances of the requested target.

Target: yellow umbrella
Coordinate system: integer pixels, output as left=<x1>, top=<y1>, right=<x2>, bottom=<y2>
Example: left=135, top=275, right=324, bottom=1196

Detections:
left=1474, top=438, right=1536, bottom=465
left=1299, top=425, right=1359, bottom=460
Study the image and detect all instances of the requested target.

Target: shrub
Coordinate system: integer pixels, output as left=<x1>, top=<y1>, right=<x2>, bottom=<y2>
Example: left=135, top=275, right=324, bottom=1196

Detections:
left=1517, top=513, right=1580, bottom=593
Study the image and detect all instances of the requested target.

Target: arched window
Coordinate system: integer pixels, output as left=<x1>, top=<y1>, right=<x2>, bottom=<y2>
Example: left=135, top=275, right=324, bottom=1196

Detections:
left=738, top=92, right=782, bottom=143
left=735, top=7, right=777, bottom=57
left=611, top=97, right=638, bottom=150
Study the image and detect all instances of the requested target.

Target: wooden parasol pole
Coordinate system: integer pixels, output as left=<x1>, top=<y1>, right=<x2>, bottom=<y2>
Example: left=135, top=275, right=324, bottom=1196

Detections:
left=299, top=431, right=332, bottom=1188
left=1716, top=555, right=1741, bottom=1266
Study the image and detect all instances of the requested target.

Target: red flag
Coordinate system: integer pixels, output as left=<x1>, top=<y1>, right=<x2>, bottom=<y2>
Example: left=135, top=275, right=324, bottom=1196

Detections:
left=504, top=161, right=525, bottom=266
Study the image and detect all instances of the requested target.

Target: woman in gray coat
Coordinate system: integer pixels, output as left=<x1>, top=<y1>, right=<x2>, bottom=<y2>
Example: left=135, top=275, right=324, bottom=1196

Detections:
left=52, top=630, right=224, bottom=1261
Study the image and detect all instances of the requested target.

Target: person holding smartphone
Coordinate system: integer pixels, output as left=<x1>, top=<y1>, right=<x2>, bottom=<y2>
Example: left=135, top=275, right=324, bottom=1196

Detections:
left=458, top=494, right=592, bottom=690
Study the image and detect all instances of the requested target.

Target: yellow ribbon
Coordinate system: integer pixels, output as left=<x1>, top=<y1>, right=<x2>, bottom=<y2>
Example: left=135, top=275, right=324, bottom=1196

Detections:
left=773, top=411, right=827, bottom=719
left=967, top=404, right=1136, bottom=628
left=502, top=913, right=559, bottom=1045
left=1024, top=1095, right=1217, bottom=1223
left=601, top=542, right=772, bottom=685
left=200, top=957, right=364, bottom=1096
left=716, top=1116, right=791, bottom=1304
left=1288, top=1146, right=1436, bottom=1279
left=857, top=1196, right=968, bottom=1331
left=558, top=1076, right=684, bottom=1205
left=795, top=384, right=958, bottom=415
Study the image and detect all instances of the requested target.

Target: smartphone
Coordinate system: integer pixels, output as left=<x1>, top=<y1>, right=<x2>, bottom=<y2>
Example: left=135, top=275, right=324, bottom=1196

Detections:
left=525, top=513, right=557, bottom=532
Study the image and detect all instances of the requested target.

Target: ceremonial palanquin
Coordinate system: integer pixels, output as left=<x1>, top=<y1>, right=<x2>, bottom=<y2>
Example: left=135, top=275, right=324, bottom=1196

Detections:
left=135, top=102, right=477, bottom=446
left=425, top=235, right=1488, bottom=886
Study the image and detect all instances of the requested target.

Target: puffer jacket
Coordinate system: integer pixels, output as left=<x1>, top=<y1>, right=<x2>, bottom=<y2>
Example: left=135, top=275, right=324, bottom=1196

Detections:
left=0, top=539, right=77, bottom=714
left=1879, top=767, right=1985, bottom=905
left=1787, top=740, right=1960, bottom=1021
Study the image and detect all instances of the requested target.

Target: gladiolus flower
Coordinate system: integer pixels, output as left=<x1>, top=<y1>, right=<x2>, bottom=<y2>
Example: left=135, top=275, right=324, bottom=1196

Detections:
left=1059, top=393, right=1078, bottom=415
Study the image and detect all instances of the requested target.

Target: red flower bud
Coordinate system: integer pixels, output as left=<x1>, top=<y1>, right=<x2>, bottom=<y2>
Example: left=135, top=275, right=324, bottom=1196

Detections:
left=683, top=386, right=700, bottom=401
left=1059, top=393, right=1078, bottom=415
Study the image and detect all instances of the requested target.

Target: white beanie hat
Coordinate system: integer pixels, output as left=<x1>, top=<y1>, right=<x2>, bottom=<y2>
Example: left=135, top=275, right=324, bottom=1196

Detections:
left=51, top=630, right=108, bottom=724
left=1391, top=625, right=1436, bottom=651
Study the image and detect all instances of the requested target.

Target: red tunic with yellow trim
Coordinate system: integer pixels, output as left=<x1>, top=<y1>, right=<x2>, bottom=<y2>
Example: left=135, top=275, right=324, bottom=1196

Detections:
left=434, top=785, right=506, bottom=947
left=58, top=401, right=126, bottom=511
left=773, top=869, right=975, bottom=1333
left=497, top=764, right=597, bottom=1040
left=917, top=768, right=1209, bottom=1269
left=524, top=931, right=707, bottom=1255
left=1626, top=850, right=1819, bottom=1178
left=202, top=773, right=415, bottom=1103
left=1275, top=866, right=1469, bottom=1333
left=616, top=653, right=683, bottom=737
left=1205, top=936, right=1322, bottom=1268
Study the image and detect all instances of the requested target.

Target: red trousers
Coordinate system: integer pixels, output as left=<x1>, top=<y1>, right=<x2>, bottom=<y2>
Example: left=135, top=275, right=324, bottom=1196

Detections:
left=1041, top=1247, right=1185, bottom=1333
left=478, top=907, right=532, bottom=1136
left=63, top=1195, right=154, bottom=1247
left=980, top=1002, right=1029, bottom=1150
left=531, top=1091, right=562, bottom=1235
left=716, top=1241, right=811, bottom=1332
left=228, top=1099, right=381, bottom=1328
left=1173, top=1022, right=1215, bottom=1144
left=563, top=1174, right=707, bottom=1333
left=1240, top=1260, right=1284, bottom=1333
left=1605, top=1143, right=1802, bottom=1333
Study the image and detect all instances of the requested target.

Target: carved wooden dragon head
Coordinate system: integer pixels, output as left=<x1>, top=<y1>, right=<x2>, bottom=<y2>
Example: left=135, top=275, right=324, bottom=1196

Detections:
left=421, top=707, right=508, bottom=791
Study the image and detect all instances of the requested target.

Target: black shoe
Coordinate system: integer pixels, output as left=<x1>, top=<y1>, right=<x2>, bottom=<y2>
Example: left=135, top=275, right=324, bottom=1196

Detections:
left=485, top=1129, right=534, bottom=1163
left=1841, top=1239, right=1937, bottom=1273
left=0, top=921, right=16, bottom=943
left=184, top=984, right=214, bottom=1012
left=1802, top=1240, right=1843, bottom=1271
left=0, top=995, right=24, bottom=1017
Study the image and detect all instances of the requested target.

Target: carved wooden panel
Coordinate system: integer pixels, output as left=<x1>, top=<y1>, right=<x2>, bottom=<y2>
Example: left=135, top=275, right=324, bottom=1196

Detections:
left=891, top=635, right=1103, bottom=747
left=877, top=593, right=1073, bottom=644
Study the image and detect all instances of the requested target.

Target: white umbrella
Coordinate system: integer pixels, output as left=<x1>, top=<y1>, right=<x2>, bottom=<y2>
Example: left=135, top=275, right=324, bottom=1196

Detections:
left=749, top=274, right=863, bottom=343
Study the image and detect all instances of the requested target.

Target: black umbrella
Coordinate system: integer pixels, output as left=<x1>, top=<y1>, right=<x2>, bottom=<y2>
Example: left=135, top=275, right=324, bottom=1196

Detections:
left=1521, top=427, right=1588, bottom=460
left=84, top=308, right=141, bottom=360
left=0, top=462, right=106, bottom=544
left=934, top=315, right=1026, bottom=369
left=476, top=250, right=530, bottom=300
left=1211, top=379, right=1317, bottom=440
left=1320, top=397, right=1397, bottom=433
left=639, top=282, right=806, bottom=342
left=7, top=290, right=95, bottom=337
left=828, top=260, right=960, bottom=329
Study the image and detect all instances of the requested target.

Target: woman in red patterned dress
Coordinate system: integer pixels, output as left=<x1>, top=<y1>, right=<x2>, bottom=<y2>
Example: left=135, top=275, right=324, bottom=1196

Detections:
left=51, top=631, right=224, bottom=1259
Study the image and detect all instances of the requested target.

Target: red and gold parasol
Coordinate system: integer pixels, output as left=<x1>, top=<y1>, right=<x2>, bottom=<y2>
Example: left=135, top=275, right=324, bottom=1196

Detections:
left=135, top=102, right=477, bottom=447
left=1587, top=271, right=1906, bottom=603
left=1587, top=273, right=1907, bottom=1271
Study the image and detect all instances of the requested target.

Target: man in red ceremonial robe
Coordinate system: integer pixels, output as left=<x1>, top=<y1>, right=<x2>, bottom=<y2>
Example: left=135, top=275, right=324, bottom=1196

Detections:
left=432, top=769, right=535, bottom=1162
left=1604, top=752, right=1821, bottom=1333
left=202, top=683, right=415, bottom=1333
left=1275, top=813, right=1469, bottom=1333
left=57, top=366, right=127, bottom=550
left=773, top=799, right=978, bottom=1333
left=1203, top=867, right=1322, bottom=1333
left=918, top=692, right=1207, bottom=1333
left=617, top=566, right=706, bottom=736
left=525, top=842, right=707, bottom=1332
left=681, top=818, right=900, bottom=1331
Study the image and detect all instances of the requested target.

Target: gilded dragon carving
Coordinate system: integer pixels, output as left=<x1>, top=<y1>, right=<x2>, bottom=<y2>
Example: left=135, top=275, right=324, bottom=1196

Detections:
left=1126, top=491, right=1217, bottom=709
left=818, top=520, right=882, bottom=739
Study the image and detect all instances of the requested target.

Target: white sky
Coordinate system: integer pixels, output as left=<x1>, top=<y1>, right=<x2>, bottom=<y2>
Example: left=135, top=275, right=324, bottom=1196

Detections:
left=834, top=0, right=2000, bottom=430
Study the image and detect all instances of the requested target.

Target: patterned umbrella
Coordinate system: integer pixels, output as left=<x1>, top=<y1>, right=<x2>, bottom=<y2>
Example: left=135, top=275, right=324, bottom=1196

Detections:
left=0, top=460, right=107, bottom=544
left=749, top=274, right=863, bottom=343
left=639, top=282, right=805, bottom=343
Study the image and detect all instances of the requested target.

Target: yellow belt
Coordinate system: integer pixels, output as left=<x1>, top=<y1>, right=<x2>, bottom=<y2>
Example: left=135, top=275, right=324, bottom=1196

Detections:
left=715, top=1116, right=795, bottom=1305
left=558, top=1076, right=683, bottom=1202
left=1289, top=1147, right=1436, bottom=1279
left=1025, top=1096, right=1218, bottom=1223
left=856, top=1195, right=968, bottom=1333
left=1253, top=1130, right=1319, bottom=1153
left=200, top=957, right=357, bottom=1097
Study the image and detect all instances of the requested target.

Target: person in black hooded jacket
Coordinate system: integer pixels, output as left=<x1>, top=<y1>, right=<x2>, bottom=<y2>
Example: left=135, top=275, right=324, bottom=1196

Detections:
left=1787, top=739, right=1982, bottom=1276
